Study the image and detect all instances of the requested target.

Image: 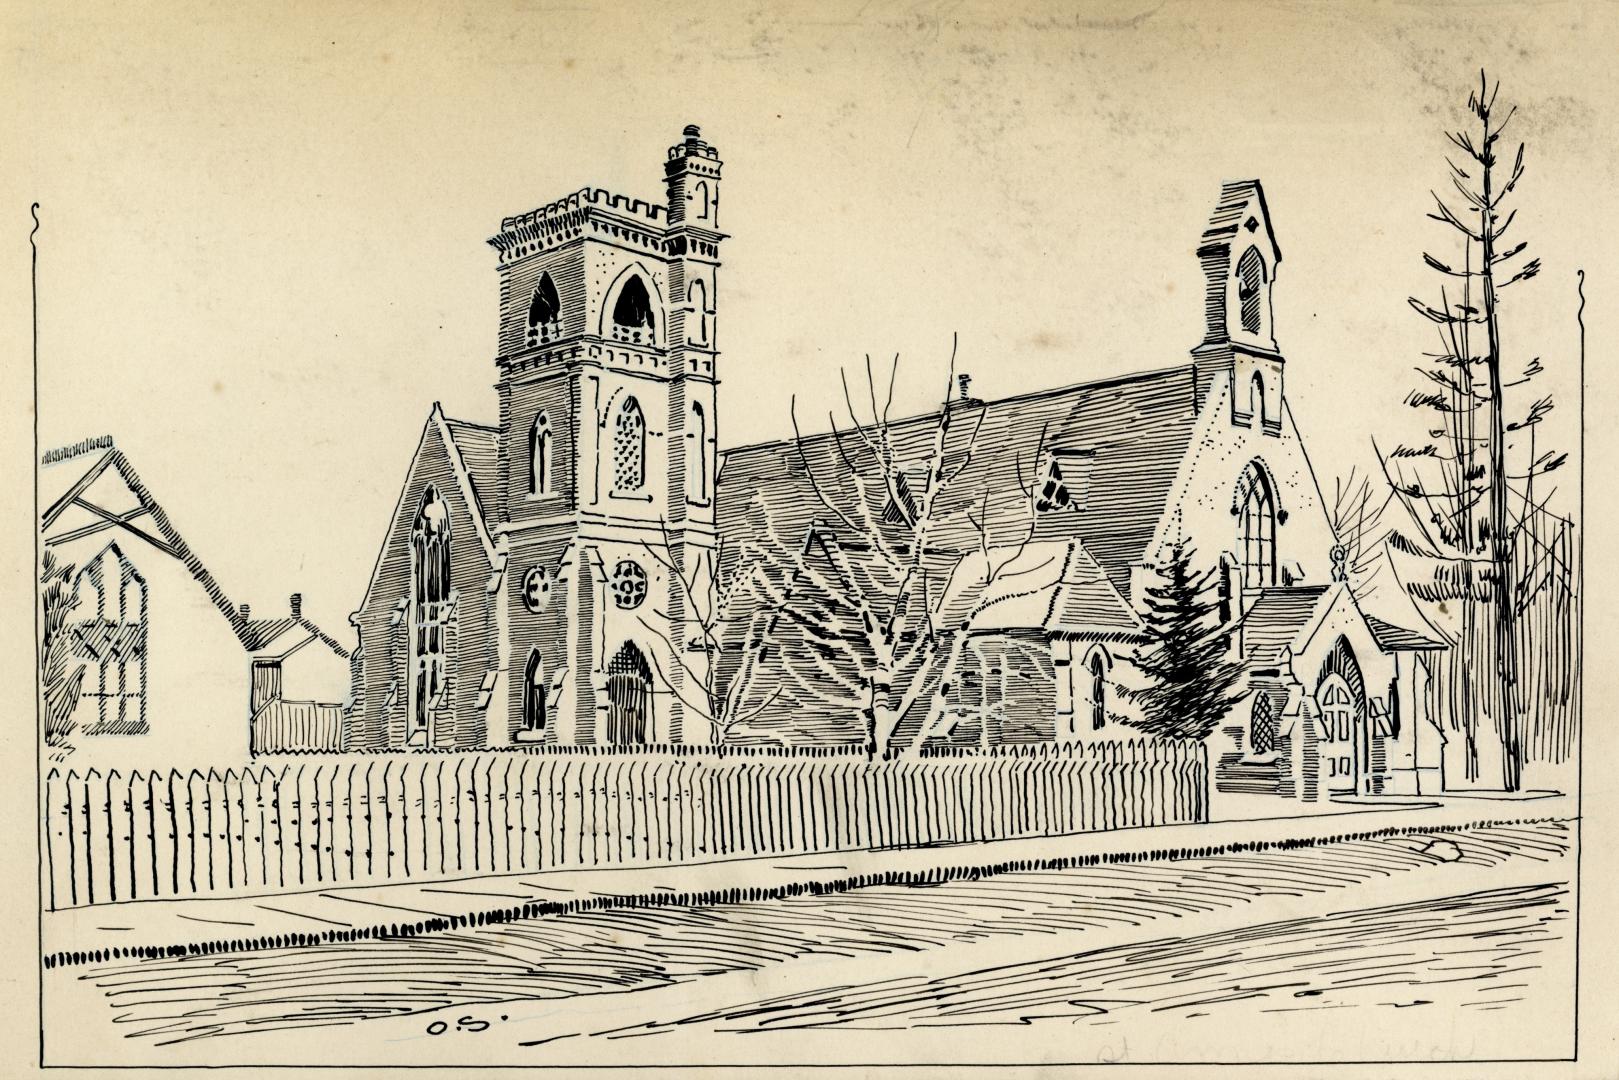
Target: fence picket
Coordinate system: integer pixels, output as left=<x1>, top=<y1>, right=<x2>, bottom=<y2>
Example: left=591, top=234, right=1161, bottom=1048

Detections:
left=42, top=741, right=1206, bottom=907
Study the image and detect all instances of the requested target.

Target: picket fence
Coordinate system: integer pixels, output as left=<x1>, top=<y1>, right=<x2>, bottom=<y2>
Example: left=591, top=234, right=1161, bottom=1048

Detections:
left=42, top=739, right=1206, bottom=910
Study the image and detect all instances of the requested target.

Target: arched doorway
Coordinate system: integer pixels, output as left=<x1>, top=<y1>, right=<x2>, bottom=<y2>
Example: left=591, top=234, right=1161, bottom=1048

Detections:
left=1314, top=636, right=1368, bottom=795
left=606, top=642, right=653, bottom=746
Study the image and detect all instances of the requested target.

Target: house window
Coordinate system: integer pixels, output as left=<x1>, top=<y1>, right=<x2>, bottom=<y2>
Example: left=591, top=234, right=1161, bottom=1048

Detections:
left=526, top=272, right=561, bottom=347
left=613, top=396, right=646, bottom=492
left=1236, top=247, right=1266, bottom=336
left=410, top=486, right=452, bottom=740
left=1236, top=462, right=1277, bottom=589
left=1089, top=650, right=1110, bottom=731
left=530, top=413, right=552, bottom=496
left=70, top=544, right=149, bottom=736
left=522, top=648, right=546, bottom=735
left=611, top=559, right=648, bottom=610
left=610, top=274, right=656, bottom=344
left=689, top=401, right=709, bottom=502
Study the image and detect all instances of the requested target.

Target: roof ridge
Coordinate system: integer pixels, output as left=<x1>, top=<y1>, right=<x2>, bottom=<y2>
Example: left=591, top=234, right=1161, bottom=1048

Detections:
left=722, top=361, right=1199, bottom=458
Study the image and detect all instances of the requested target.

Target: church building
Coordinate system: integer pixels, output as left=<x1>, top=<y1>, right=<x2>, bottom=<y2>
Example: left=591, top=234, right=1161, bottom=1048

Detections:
left=347, top=128, right=1446, bottom=799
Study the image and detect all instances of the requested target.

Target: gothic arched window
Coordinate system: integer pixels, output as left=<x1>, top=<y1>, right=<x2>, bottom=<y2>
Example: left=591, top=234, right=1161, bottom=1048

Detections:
left=527, top=272, right=561, bottom=346
left=410, top=486, right=452, bottom=740
left=613, top=395, right=646, bottom=492
left=522, top=648, right=546, bottom=735
left=610, top=274, right=655, bottom=344
left=693, top=180, right=710, bottom=220
left=1236, top=247, right=1267, bottom=336
left=689, top=401, right=709, bottom=502
left=687, top=278, right=709, bottom=345
left=1235, top=462, right=1277, bottom=589
left=1250, top=371, right=1267, bottom=427
left=529, top=413, right=552, bottom=496
left=1089, top=649, right=1110, bottom=731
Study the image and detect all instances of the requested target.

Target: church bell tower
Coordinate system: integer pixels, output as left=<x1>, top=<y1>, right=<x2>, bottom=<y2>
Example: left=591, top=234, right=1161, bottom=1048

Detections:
left=485, top=126, right=725, bottom=746
left=1191, top=179, right=1284, bottom=434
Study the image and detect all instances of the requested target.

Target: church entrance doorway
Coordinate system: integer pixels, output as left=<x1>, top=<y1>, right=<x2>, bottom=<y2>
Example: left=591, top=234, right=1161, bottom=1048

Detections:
left=1314, top=636, right=1368, bottom=795
left=606, top=642, right=653, bottom=746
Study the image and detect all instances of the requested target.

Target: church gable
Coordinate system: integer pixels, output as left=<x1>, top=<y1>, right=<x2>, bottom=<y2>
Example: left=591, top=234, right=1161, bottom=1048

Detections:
left=1149, top=372, right=1338, bottom=599
left=355, top=406, right=497, bottom=624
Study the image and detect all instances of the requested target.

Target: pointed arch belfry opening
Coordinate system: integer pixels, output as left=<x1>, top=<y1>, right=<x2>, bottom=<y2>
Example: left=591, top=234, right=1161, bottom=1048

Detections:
left=527, top=272, right=562, bottom=346
left=1236, top=246, right=1267, bottom=336
left=608, top=272, right=656, bottom=344
left=605, top=641, right=653, bottom=745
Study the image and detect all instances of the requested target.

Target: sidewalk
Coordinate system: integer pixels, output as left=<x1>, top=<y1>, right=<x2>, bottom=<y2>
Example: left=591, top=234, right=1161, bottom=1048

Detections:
left=44, top=790, right=1573, bottom=967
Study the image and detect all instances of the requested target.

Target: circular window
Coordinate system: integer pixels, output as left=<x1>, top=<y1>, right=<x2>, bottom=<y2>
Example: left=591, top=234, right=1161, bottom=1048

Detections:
left=521, top=565, right=554, bottom=613
left=611, top=560, right=648, bottom=609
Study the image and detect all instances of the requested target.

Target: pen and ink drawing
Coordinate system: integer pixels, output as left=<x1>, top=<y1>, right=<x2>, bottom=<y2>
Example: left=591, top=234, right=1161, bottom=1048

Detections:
left=33, top=37, right=1585, bottom=1071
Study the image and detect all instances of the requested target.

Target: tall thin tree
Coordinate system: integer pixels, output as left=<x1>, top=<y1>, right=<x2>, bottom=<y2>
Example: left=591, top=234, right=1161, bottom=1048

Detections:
left=1393, top=71, right=1563, bottom=791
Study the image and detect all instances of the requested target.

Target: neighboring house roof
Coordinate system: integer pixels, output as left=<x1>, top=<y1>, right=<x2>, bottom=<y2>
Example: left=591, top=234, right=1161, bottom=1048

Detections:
left=936, top=540, right=1142, bottom=638
left=719, top=364, right=1205, bottom=599
left=40, top=445, right=249, bottom=645
left=1240, top=585, right=1333, bottom=667
left=41, top=444, right=343, bottom=660
left=243, top=615, right=351, bottom=660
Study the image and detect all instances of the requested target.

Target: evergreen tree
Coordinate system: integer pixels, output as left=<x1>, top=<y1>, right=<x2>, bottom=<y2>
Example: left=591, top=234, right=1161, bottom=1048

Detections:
left=1124, top=540, right=1246, bottom=741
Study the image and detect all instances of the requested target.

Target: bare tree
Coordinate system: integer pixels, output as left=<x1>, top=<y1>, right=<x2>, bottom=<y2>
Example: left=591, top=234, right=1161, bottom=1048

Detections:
left=635, top=523, right=781, bottom=743
left=1388, top=71, right=1566, bottom=790
left=1328, top=467, right=1391, bottom=602
left=758, top=338, right=1045, bottom=758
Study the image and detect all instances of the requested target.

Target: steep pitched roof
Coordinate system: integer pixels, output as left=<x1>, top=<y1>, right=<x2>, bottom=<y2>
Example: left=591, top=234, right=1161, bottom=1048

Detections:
left=718, top=364, right=1205, bottom=597
left=1364, top=614, right=1448, bottom=652
left=40, top=446, right=249, bottom=644
left=936, top=540, right=1141, bottom=637
left=1240, top=585, right=1333, bottom=666
left=442, top=416, right=500, bottom=529
left=434, top=408, right=498, bottom=561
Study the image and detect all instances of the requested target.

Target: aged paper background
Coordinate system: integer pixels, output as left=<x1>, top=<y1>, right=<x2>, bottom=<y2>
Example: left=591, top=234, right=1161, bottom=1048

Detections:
left=2, top=0, right=1616, bottom=1074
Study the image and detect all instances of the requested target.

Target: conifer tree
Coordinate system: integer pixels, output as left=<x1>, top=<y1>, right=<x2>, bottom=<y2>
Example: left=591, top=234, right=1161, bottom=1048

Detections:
left=1124, top=540, right=1246, bottom=742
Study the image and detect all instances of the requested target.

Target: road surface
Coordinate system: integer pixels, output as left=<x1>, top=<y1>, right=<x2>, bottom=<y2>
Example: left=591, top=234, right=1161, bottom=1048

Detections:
left=45, top=820, right=1575, bottom=1067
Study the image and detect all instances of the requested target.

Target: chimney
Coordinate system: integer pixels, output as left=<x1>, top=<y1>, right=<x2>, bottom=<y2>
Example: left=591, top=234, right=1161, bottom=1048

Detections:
left=238, top=602, right=251, bottom=621
left=290, top=593, right=303, bottom=619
